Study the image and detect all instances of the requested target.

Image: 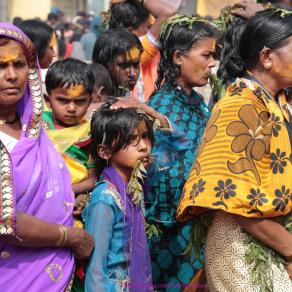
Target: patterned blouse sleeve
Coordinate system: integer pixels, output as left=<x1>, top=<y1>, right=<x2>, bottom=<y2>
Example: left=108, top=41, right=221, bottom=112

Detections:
left=149, top=119, right=192, bottom=175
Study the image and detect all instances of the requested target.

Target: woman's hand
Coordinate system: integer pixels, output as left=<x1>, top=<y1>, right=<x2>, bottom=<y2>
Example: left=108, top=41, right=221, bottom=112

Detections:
left=66, top=226, right=94, bottom=260
left=110, top=97, right=170, bottom=128
left=232, top=0, right=265, bottom=19
left=287, top=262, right=292, bottom=279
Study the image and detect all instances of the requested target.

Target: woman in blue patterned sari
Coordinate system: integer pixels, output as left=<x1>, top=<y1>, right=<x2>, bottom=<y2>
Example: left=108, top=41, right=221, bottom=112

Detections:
left=145, top=15, right=218, bottom=290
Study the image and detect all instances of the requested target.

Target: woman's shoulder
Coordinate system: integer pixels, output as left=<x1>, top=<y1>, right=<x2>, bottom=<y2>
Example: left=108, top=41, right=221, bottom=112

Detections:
left=90, top=181, right=123, bottom=211
left=216, top=79, right=267, bottom=113
left=148, top=84, right=174, bottom=104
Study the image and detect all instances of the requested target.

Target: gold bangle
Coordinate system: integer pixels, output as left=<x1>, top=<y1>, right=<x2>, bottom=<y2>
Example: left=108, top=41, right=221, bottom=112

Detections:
left=56, top=225, right=68, bottom=246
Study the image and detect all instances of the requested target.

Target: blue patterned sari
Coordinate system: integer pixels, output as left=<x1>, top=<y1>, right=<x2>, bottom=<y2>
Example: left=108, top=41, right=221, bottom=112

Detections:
left=146, top=82, right=210, bottom=290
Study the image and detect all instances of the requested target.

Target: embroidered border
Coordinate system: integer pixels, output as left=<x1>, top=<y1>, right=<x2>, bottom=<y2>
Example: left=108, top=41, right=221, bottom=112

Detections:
left=0, top=143, right=15, bottom=235
left=103, top=185, right=123, bottom=211
left=45, top=263, right=64, bottom=283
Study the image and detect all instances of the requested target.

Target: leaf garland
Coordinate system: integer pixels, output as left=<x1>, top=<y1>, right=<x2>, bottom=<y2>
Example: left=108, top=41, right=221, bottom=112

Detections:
left=244, top=214, right=292, bottom=292
left=160, top=14, right=216, bottom=43
left=272, top=8, right=292, bottom=18
left=184, top=211, right=214, bottom=261
left=145, top=221, right=162, bottom=239
left=127, top=161, right=147, bottom=209
left=209, top=74, right=225, bottom=101
left=212, top=7, right=234, bottom=37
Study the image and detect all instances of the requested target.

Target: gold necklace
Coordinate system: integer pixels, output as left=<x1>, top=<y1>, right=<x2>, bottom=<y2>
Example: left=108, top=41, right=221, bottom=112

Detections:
left=0, top=115, right=19, bottom=125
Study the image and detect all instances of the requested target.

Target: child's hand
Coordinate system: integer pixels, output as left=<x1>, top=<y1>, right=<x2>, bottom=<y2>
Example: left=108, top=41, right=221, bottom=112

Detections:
left=73, top=194, right=89, bottom=216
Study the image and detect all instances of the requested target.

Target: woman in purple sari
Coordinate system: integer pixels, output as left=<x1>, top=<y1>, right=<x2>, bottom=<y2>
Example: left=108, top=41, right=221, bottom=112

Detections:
left=0, top=23, right=94, bottom=291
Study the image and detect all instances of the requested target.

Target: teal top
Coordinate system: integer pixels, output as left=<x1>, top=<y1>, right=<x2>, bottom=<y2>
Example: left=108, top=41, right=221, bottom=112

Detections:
left=83, top=181, right=129, bottom=292
left=146, top=83, right=210, bottom=225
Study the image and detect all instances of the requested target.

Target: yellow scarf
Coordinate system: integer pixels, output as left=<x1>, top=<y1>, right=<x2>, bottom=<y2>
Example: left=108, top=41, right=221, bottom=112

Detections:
left=177, top=78, right=292, bottom=222
left=46, top=121, right=90, bottom=184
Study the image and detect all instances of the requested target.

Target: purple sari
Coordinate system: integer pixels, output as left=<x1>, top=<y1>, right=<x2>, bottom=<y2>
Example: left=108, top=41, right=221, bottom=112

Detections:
left=102, top=166, right=153, bottom=291
left=0, top=23, right=74, bottom=291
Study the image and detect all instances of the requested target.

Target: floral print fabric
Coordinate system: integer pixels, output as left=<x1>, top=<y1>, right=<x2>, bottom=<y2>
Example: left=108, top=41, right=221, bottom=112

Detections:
left=177, top=78, right=292, bottom=221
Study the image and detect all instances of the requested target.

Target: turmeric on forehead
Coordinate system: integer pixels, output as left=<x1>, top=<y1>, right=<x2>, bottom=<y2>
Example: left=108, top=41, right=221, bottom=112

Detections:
left=66, top=84, right=86, bottom=98
left=0, top=46, right=23, bottom=63
left=49, top=33, right=57, bottom=48
left=125, top=47, right=141, bottom=62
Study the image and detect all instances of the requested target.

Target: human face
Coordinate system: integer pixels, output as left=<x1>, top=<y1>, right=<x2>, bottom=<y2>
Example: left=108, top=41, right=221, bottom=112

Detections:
left=39, top=34, right=56, bottom=69
left=110, top=121, right=152, bottom=182
left=110, top=49, right=141, bottom=92
left=47, top=86, right=91, bottom=127
left=178, top=37, right=216, bottom=90
left=270, top=36, right=292, bottom=89
left=0, top=40, right=29, bottom=107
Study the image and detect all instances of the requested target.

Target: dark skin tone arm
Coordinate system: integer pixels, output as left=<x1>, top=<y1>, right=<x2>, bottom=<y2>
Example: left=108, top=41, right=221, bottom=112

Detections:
left=110, top=97, right=170, bottom=128
left=232, top=214, right=292, bottom=279
left=0, top=212, right=94, bottom=260
left=72, top=167, right=96, bottom=195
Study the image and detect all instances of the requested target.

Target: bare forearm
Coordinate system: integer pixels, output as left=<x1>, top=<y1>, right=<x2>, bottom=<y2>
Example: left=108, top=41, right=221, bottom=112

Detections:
left=0, top=212, right=59, bottom=247
left=232, top=214, right=292, bottom=256
left=149, top=15, right=169, bottom=39
left=72, top=168, right=96, bottom=195
left=144, top=0, right=177, bottom=18
left=143, top=104, right=169, bottom=128
left=72, top=178, right=95, bottom=195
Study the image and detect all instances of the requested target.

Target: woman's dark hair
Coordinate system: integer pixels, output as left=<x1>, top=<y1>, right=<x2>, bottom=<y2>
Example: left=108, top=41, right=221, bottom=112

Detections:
left=227, top=8, right=292, bottom=80
left=109, top=1, right=149, bottom=30
left=18, top=20, right=53, bottom=59
left=45, top=58, right=95, bottom=95
left=12, top=17, right=23, bottom=27
left=217, top=16, right=248, bottom=87
left=92, top=29, right=142, bottom=93
left=91, top=98, right=154, bottom=178
left=89, top=63, right=113, bottom=96
left=156, top=17, right=218, bottom=89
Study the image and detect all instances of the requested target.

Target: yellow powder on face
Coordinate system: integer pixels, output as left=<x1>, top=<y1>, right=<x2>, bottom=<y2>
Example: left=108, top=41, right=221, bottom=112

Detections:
left=0, top=46, right=23, bottom=63
left=211, top=39, right=216, bottom=50
left=274, top=64, right=292, bottom=78
left=49, top=33, right=57, bottom=48
left=67, top=84, right=86, bottom=98
left=125, top=47, right=141, bottom=62
left=148, top=14, right=155, bottom=26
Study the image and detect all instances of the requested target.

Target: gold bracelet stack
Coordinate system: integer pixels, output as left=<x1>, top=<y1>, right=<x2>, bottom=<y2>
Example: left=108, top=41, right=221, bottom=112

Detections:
left=56, top=225, right=68, bottom=246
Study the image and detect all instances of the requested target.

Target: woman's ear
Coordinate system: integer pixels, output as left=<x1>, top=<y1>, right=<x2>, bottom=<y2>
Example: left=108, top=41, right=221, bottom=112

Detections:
left=173, top=49, right=183, bottom=66
left=259, top=47, right=273, bottom=70
left=97, top=144, right=111, bottom=160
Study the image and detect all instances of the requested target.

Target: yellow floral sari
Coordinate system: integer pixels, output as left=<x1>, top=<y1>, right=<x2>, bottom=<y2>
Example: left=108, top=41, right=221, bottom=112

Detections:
left=177, top=77, right=292, bottom=221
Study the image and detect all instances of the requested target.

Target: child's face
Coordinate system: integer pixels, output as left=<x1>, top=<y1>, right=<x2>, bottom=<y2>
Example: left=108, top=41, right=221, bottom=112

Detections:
left=110, top=47, right=141, bottom=91
left=110, top=121, right=152, bottom=180
left=47, top=86, right=91, bottom=127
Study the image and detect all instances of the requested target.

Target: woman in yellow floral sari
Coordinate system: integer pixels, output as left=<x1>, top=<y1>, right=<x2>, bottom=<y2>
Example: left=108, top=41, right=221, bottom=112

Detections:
left=177, top=9, right=292, bottom=292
